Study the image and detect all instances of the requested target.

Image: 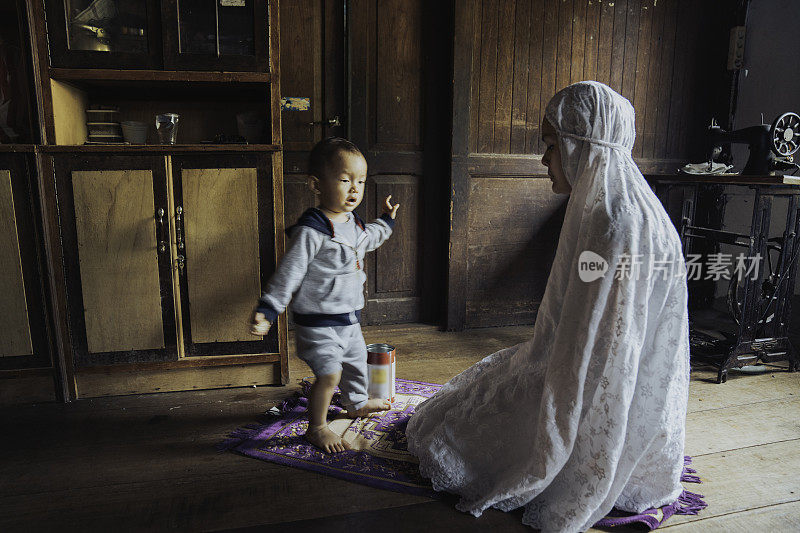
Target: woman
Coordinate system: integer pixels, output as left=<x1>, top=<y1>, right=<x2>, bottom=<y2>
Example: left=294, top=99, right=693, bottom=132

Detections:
left=406, top=81, right=690, bottom=532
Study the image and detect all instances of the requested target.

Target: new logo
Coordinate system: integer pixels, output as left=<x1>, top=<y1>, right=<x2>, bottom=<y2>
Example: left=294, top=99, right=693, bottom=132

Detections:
left=578, top=251, right=608, bottom=282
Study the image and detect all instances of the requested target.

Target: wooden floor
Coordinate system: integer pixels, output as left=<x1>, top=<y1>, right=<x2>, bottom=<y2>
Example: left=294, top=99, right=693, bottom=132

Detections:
left=2, top=323, right=799, bottom=532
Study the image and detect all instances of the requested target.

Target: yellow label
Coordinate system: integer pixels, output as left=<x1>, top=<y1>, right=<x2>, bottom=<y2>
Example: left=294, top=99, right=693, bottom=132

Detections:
left=371, top=368, right=387, bottom=384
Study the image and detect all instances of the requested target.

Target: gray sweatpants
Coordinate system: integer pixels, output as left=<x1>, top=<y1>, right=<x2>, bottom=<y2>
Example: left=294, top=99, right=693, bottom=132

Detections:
left=295, top=324, right=368, bottom=412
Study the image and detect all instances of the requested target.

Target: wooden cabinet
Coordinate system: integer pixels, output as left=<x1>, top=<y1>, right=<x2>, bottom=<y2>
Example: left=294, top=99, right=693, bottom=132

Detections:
left=0, top=154, right=51, bottom=370
left=43, top=0, right=269, bottom=71
left=53, top=152, right=285, bottom=396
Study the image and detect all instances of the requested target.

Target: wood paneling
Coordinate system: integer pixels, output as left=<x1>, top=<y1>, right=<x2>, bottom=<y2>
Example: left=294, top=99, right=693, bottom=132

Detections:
left=71, top=170, right=165, bottom=354
left=372, top=175, right=419, bottom=294
left=283, top=175, right=317, bottom=228
left=182, top=168, right=261, bottom=344
left=465, top=177, right=566, bottom=327
left=466, top=0, right=721, bottom=160
left=0, top=169, right=33, bottom=357
left=75, top=361, right=281, bottom=398
left=477, top=0, right=498, bottom=153
left=449, top=0, right=732, bottom=329
left=280, top=0, right=322, bottom=151
left=0, top=373, right=56, bottom=404
left=50, top=79, right=87, bottom=145
left=375, top=0, right=422, bottom=150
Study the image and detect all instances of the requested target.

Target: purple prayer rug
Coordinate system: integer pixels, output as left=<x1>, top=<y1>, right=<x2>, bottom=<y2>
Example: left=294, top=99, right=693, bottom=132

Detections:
left=218, top=379, right=706, bottom=530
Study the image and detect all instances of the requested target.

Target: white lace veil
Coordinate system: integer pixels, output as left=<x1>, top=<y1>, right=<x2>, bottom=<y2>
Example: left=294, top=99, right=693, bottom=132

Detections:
left=406, top=81, right=690, bottom=532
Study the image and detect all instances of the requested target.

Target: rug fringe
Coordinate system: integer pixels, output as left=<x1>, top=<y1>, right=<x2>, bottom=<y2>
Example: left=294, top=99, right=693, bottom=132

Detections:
left=674, top=456, right=707, bottom=515
left=675, top=489, right=707, bottom=515
left=680, top=456, right=701, bottom=484
left=680, top=472, right=701, bottom=483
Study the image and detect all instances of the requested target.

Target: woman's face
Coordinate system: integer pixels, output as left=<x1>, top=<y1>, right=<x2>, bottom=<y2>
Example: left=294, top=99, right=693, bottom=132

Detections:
left=541, top=118, right=571, bottom=195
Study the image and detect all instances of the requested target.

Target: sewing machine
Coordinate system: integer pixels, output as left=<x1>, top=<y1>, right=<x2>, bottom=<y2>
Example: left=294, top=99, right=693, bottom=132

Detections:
left=708, top=112, right=800, bottom=175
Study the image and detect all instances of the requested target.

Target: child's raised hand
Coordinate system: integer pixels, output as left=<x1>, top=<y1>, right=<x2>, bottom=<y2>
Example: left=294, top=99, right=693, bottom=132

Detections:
left=250, top=310, right=271, bottom=336
left=382, top=195, right=400, bottom=219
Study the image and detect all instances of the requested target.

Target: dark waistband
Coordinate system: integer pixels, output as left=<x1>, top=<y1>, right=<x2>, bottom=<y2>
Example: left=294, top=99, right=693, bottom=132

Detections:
left=293, top=309, right=362, bottom=327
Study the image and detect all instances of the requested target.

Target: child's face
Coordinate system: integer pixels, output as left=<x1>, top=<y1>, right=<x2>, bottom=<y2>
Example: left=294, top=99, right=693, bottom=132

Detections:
left=541, top=118, right=571, bottom=195
left=314, top=151, right=368, bottom=215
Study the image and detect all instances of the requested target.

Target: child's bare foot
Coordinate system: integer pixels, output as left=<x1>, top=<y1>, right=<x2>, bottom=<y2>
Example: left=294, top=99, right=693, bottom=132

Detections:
left=348, top=398, right=391, bottom=418
left=305, top=424, right=351, bottom=453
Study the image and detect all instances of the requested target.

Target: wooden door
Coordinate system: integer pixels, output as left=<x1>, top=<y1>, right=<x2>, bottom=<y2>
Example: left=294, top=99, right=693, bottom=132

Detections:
left=55, top=154, right=178, bottom=366
left=280, top=0, right=346, bottom=206
left=0, top=154, right=51, bottom=369
left=171, top=153, right=278, bottom=356
left=280, top=0, right=451, bottom=325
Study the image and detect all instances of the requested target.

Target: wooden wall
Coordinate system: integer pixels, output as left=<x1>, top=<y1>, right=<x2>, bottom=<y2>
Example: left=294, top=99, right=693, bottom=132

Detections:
left=467, top=0, right=713, bottom=159
left=448, top=0, right=732, bottom=329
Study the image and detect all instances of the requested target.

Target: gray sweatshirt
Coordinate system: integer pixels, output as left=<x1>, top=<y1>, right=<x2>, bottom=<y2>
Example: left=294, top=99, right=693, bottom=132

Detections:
left=256, top=208, right=394, bottom=325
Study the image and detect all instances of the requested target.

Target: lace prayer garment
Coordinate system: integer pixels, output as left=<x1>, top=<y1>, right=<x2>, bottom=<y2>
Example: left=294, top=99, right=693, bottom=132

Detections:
left=406, top=81, right=690, bottom=533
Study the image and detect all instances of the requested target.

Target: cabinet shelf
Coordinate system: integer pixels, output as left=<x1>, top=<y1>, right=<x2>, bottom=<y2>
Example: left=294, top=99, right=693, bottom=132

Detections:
left=40, top=144, right=282, bottom=153
left=50, top=68, right=271, bottom=85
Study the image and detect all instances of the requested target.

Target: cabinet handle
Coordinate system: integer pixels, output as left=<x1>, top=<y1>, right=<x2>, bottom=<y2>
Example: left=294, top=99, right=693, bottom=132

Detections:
left=175, top=206, right=184, bottom=250
left=177, top=254, right=185, bottom=273
left=308, top=115, right=341, bottom=128
left=156, top=208, right=166, bottom=253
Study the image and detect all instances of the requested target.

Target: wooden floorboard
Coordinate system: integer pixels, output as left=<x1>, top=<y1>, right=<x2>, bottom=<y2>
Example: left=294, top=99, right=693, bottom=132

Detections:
left=662, top=439, right=800, bottom=528
left=663, top=500, right=800, bottom=531
left=2, top=323, right=799, bottom=531
left=685, top=396, right=800, bottom=455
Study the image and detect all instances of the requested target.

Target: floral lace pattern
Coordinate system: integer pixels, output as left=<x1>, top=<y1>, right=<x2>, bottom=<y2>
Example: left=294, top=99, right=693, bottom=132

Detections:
left=406, top=82, right=689, bottom=532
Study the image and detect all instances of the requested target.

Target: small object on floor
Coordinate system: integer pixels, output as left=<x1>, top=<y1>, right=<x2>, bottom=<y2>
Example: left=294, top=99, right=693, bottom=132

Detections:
left=734, top=364, right=769, bottom=374
left=366, top=343, right=396, bottom=403
left=218, top=380, right=707, bottom=529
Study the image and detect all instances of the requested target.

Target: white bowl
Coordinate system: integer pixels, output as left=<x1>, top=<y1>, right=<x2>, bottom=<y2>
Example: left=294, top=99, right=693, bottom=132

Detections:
left=121, top=121, right=148, bottom=144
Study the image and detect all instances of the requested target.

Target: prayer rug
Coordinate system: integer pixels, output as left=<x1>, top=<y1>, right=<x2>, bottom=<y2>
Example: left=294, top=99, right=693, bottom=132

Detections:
left=218, top=379, right=706, bottom=530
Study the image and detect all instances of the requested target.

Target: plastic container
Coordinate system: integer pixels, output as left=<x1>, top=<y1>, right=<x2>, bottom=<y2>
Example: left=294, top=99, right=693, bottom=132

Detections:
left=366, top=343, right=396, bottom=403
left=121, top=121, right=148, bottom=144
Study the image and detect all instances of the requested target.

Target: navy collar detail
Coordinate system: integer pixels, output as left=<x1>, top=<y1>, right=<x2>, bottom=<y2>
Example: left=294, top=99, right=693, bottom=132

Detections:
left=288, top=208, right=366, bottom=237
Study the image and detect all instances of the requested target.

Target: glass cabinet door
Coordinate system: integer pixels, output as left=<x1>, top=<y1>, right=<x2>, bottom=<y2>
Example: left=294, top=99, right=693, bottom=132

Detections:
left=162, top=0, right=269, bottom=71
left=45, top=0, right=162, bottom=69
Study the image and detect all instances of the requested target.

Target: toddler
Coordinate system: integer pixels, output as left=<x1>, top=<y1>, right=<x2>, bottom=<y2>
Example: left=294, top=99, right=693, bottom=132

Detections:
left=250, top=137, right=399, bottom=453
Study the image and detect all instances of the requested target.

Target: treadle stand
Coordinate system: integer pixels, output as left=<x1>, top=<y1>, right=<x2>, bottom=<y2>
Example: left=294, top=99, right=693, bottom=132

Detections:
left=650, top=175, right=800, bottom=383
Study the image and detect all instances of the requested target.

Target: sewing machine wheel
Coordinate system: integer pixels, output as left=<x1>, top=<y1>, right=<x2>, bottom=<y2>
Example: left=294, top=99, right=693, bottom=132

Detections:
left=771, top=112, right=800, bottom=157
